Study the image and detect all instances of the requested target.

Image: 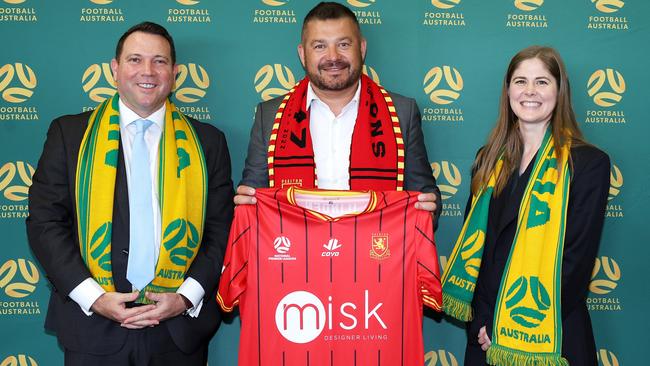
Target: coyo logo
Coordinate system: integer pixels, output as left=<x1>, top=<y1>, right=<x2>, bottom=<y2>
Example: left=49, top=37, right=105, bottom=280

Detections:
left=514, top=0, right=544, bottom=11
left=174, top=63, right=210, bottom=103
left=424, top=349, right=459, bottom=366
left=592, top=0, right=625, bottom=13
left=431, top=161, right=461, bottom=200
left=587, top=68, right=625, bottom=107
left=431, top=0, right=461, bottom=9
left=423, top=65, right=463, bottom=105
left=505, top=276, right=549, bottom=328
left=254, top=64, right=295, bottom=101
left=275, top=290, right=386, bottom=343
left=0, top=259, right=39, bottom=298
left=0, top=63, right=37, bottom=103
left=608, top=164, right=622, bottom=201
left=82, top=63, right=116, bottom=103
left=347, top=0, right=375, bottom=8
left=589, top=256, right=620, bottom=295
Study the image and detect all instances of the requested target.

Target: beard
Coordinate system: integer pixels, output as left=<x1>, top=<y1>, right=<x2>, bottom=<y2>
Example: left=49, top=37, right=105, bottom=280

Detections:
left=306, top=59, right=362, bottom=92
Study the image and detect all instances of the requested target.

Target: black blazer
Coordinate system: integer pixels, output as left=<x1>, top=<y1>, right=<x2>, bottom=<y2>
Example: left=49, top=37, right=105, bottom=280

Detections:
left=464, top=145, right=610, bottom=366
left=26, top=111, right=234, bottom=354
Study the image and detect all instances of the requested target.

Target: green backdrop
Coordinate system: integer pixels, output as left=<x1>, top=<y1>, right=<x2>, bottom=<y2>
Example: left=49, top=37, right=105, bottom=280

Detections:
left=0, top=1, right=646, bottom=365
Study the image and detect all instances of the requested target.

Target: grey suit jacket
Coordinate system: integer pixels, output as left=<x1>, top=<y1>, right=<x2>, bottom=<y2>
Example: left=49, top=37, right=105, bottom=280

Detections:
left=240, top=90, right=442, bottom=222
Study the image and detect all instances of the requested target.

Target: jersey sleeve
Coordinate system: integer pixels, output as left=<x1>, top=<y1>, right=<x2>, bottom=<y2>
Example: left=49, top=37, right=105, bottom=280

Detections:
left=414, top=210, right=442, bottom=311
left=217, top=205, right=252, bottom=312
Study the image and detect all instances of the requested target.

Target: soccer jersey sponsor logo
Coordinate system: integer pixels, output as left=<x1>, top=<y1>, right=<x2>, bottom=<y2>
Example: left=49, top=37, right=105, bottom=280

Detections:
left=275, top=289, right=386, bottom=344
left=322, top=238, right=342, bottom=257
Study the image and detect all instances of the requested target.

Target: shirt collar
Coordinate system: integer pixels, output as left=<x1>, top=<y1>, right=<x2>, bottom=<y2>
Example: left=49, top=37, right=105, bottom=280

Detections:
left=118, top=99, right=166, bottom=131
left=305, top=79, right=361, bottom=112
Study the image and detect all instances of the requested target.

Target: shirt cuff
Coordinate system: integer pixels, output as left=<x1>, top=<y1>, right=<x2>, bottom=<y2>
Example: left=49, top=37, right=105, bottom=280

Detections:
left=177, top=277, right=205, bottom=318
left=68, top=278, right=106, bottom=316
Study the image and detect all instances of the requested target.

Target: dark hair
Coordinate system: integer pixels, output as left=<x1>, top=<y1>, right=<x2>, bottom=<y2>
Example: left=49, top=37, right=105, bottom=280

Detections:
left=115, top=21, right=176, bottom=64
left=302, top=2, right=360, bottom=39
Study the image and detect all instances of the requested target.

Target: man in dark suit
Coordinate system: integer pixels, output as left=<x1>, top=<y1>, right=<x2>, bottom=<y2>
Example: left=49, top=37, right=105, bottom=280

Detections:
left=26, top=22, right=233, bottom=365
left=235, top=2, right=441, bottom=222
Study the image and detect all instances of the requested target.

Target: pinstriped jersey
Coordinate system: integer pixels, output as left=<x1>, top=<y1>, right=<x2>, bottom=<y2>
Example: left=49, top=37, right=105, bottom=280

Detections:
left=218, top=187, right=442, bottom=366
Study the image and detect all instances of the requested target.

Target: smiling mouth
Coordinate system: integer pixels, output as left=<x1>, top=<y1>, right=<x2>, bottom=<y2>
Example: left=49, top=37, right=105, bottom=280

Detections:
left=521, top=101, right=541, bottom=107
left=319, top=61, right=350, bottom=73
left=137, top=83, right=156, bottom=89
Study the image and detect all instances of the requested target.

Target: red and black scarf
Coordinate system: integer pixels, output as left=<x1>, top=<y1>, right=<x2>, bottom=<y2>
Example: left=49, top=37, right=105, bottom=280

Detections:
left=267, top=74, right=404, bottom=191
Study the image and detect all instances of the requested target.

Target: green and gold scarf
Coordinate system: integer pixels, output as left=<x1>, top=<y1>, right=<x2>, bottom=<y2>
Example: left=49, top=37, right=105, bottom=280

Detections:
left=75, top=94, right=207, bottom=303
left=442, top=129, right=570, bottom=366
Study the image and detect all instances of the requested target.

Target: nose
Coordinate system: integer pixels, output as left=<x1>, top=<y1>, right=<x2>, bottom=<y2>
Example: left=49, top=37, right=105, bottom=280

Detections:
left=325, top=44, right=340, bottom=60
left=141, top=60, right=154, bottom=76
left=524, top=83, right=536, bottom=95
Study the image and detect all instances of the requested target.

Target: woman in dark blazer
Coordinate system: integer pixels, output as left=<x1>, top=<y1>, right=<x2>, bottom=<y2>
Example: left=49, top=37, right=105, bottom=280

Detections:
left=442, top=46, right=609, bottom=366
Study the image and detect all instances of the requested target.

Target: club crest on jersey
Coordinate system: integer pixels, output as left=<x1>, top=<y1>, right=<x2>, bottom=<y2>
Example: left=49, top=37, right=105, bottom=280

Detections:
left=370, top=233, right=390, bottom=260
left=322, top=238, right=342, bottom=257
left=269, top=235, right=297, bottom=261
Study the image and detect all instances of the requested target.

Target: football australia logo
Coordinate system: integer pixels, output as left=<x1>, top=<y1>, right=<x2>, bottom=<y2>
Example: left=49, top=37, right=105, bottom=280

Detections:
left=507, top=0, right=548, bottom=28
left=174, top=63, right=209, bottom=103
left=81, top=62, right=116, bottom=105
left=253, top=0, right=297, bottom=24
left=592, top=0, right=625, bottom=13
left=606, top=164, right=623, bottom=218
left=587, top=68, right=625, bottom=107
left=0, top=63, right=39, bottom=121
left=0, top=355, right=38, bottom=366
left=269, top=235, right=296, bottom=261
left=347, top=0, right=382, bottom=25
left=504, top=276, right=550, bottom=332
left=254, top=64, right=295, bottom=101
left=422, top=66, right=464, bottom=123
left=0, top=258, right=41, bottom=317
left=587, top=0, right=628, bottom=30
left=588, top=256, right=622, bottom=311
left=424, top=0, right=466, bottom=28
left=597, top=349, right=620, bottom=366
left=80, top=0, right=125, bottom=23
left=167, top=0, right=211, bottom=23
left=0, top=63, right=36, bottom=103
left=424, top=349, right=459, bottom=366
left=0, top=160, right=34, bottom=201
left=0, top=0, right=37, bottom=22
left=0, top=259, right=39, bottom=298
left=431, top=161, right=463, bottom=217
left=585, top=68, right=626, bottom=125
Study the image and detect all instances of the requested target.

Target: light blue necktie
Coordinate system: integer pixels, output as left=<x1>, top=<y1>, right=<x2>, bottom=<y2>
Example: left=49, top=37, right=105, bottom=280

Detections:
left=126, top=119, right=155, bottom=290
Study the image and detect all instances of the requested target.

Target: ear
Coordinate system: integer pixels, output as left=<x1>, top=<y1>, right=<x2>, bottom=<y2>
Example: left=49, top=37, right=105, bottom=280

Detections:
left=360, top=38, right=367, bottom=60
left=297, top=43, right=306, bottom=68
left=110, top=58, right=119, bottom=81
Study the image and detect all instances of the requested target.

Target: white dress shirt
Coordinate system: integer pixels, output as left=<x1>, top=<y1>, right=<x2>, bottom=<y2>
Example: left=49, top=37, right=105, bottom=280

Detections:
left=69, top=100, right=204, bottom=316
left=306, top=81, right=361, bottom=190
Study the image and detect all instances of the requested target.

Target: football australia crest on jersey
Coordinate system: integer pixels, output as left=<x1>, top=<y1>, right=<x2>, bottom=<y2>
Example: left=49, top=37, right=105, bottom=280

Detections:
left=269, top=235, right=297, bottom=261
left=369, top=233, right=390, bottom=260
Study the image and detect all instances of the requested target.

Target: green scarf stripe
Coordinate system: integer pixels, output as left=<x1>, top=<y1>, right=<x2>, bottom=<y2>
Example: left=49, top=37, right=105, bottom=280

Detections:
left=77, top=99, right=110, bottom=262
left=552, top=165, right=571, bottom=352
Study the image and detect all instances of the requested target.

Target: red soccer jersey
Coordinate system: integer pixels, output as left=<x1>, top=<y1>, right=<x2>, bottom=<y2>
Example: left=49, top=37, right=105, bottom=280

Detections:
left=218, top=187, right=442, bottom=366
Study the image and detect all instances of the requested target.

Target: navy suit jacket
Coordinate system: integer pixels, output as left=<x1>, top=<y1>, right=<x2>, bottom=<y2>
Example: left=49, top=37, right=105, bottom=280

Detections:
left=26, top=110, right=234, bottom=354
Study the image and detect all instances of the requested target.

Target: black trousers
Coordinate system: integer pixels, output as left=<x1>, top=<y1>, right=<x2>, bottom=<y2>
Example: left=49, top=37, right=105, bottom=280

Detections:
left=64, top=325, right=207, bottom=366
